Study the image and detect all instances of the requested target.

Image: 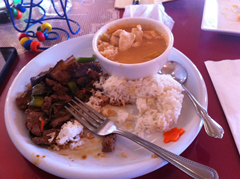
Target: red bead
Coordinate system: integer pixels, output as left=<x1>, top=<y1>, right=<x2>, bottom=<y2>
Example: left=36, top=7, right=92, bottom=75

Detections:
left=30, top=41, right=41, bottom=52
left=36, top=31, right=45, bottom=42
left=15, top=10, right=22, bottom=20
left=19, top=33, right=28, bottom=41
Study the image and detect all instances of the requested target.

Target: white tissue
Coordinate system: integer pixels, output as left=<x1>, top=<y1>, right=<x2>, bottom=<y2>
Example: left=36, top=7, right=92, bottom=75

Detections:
left=205, top=60, right=240, bottom=155
left=123, top=3, right=174, bottom=30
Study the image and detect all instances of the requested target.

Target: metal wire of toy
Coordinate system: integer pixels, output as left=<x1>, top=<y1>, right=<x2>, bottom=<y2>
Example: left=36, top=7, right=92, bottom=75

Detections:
left=4, top=0, right=81, bottom=51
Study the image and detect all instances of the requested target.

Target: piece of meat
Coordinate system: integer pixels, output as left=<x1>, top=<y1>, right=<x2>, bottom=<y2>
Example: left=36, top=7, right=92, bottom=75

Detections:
left=87, top=68, right=100, bottom=80
left=49, top=109, right=72, bottom=128
left=110, top=35, right=119, bottom=47
left=131, top=25, right=143, bottom=43
left=76, top=88, right=87, bottom=99
left=110, top=29, right=123, bottom=46
left=27, top=105, right=42, bottom=112
left=25, top=109, right=45, bottom=136
left=143, top=30, right=158, bottom=40
left=46, top=78, right=69, bottom=92
left=30, top=69, right=51, bottom=87
left=92, top=62, right=102, bottom=73
left=16, top=90, right=31, bottom=110
left=102, top=134, right=117, bottom=152
left=41, top=96, right=52, bottom=115
left=132, top=42, right=141, bottom=48
left=76, top=76, right=88, bottom=87
left=32, top=128, right=59, bottom=145
left=52, top=103, right=64, bottom=115
left=51, top=90, right=72, bottom=103
left=119, top=30, right=136, bottom=51
left=67, top=60, right=79, bottom=74
left=112, top=29, right=123, bottom=36
left=45, top=78, right=59, bottom=86
left=77, top=76, right=96, bottom=90
left=72, top=63, right=99, bottom=78
left=65, top=55, right=76, bottom=64
left=50, top=60, right=71, bottom=85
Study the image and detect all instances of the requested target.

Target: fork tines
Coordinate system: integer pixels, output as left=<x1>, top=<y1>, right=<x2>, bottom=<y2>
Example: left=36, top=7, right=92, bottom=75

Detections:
left=64, top=97, right=107, bottom=131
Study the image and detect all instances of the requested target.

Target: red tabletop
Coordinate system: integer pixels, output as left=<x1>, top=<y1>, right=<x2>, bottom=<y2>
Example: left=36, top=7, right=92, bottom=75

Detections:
left=1, top=0, right=240, bottom=178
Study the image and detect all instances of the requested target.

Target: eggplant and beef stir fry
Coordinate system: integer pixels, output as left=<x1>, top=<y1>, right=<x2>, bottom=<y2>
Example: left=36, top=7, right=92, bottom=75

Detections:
left=16, top=55, right=116, bottom=152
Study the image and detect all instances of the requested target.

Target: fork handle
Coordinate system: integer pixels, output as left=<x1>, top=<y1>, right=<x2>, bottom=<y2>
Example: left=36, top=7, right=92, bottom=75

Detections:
left=115, top=129, right=219, bottom=179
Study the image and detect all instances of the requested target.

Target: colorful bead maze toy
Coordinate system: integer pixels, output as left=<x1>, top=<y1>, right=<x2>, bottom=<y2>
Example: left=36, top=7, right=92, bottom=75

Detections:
left=4, top=0, right=81, bottom=52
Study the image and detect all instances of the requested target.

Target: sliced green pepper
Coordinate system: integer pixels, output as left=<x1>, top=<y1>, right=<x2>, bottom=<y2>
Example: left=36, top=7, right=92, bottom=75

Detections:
left=68, top=81, right=78, bottom=94
left=32, top=83, right=46, bottom=95
left=76, top=54, right=97, bottom=63
left=29, top=96, right=44, bottom=107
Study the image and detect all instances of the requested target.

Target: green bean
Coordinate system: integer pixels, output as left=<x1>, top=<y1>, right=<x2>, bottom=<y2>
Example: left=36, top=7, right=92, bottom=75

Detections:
left=76, top=54, right=97, bottom=63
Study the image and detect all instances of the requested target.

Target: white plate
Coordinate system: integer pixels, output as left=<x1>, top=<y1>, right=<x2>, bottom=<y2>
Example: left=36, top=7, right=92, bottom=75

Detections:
left=5, top=34, right=207, bottom=179
left=201, top=0, right=240, bottom=35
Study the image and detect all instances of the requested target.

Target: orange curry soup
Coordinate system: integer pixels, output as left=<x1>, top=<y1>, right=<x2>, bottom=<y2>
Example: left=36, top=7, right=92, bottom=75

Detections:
left=99, top=23, right=168, bottom=64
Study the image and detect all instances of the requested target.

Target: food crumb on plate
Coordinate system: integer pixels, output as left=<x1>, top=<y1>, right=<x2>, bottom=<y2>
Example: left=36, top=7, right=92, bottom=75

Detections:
left=97, top=152, right=106, bottom=157
left=151, top=154, right=158, bottom=158
left=86, top=132, right=95, bottom=139
left=122, top=152, right=127, bottom=158
left=125, top=123, right=132, bottom=129
left=101, top=106, right=117, bottom=117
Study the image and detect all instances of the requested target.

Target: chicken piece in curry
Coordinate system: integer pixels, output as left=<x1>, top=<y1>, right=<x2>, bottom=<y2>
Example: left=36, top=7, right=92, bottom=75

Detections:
left=97, top=24, right=167, bottom=64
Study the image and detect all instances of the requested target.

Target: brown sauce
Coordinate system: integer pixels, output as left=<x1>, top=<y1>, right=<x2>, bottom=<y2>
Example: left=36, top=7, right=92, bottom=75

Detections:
left=56, top=137, right=103, bottom=160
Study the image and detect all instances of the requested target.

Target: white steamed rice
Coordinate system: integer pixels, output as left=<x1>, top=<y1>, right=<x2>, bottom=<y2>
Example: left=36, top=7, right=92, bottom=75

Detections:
left=92, top=74, right=184, bottom=136
left=56, top=120, right=84, bottom=147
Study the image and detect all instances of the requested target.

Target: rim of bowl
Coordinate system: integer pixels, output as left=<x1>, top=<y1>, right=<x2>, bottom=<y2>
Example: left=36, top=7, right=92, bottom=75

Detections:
left=92, top=17, right=174, bottom=67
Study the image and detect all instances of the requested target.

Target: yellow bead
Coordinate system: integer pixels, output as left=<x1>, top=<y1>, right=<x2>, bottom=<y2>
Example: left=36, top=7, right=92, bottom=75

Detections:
left=20, top=37, right=30, bottom=46
left=41, top=23, right=52, bottom=33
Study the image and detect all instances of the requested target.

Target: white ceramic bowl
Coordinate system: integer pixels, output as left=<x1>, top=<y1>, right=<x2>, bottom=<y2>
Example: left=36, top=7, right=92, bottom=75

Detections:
left=92, top=17, right=174, bottom=79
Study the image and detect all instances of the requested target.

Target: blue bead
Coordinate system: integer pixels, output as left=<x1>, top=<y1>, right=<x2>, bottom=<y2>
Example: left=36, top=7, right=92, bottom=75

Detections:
left=23, top=40, right=33, bottom=50
left=16, top=4, right=26, bottom=13
left=44, top=33, right=49, bottom=39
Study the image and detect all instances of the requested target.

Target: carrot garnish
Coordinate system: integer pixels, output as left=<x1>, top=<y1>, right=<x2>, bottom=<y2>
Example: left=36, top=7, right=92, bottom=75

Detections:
left=40, top=120, right=44, bottom=132
left=163, top=127, right=185, bottom=143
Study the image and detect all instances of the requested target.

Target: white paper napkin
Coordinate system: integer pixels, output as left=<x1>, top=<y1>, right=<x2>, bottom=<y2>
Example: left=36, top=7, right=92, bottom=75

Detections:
left=123, top=2, right=174, bottom=30
left=205, top=60, right=240, bottom=155
left=114, top=0, right=173, bottom=9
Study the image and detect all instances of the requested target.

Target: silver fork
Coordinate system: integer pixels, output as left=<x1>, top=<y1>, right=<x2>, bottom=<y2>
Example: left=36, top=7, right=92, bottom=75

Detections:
left=65, top=97, right=219, bottom=179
